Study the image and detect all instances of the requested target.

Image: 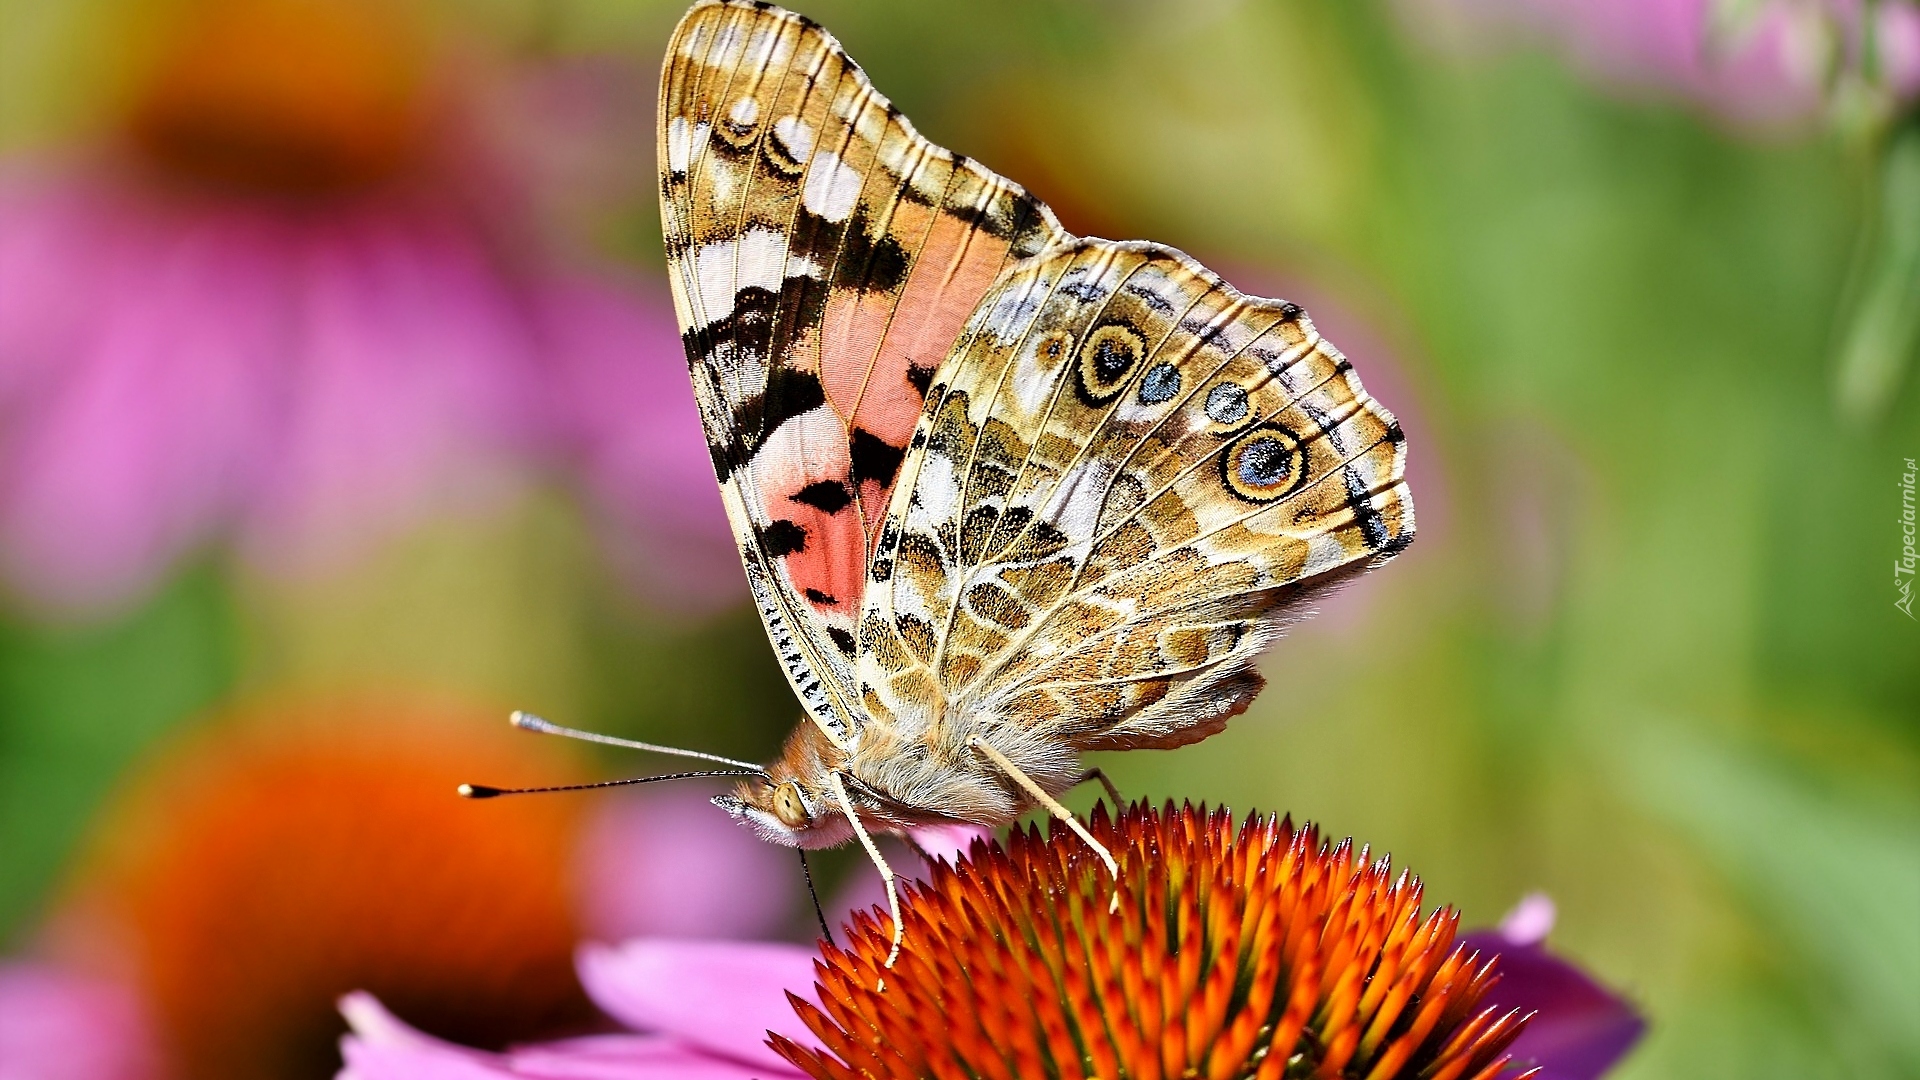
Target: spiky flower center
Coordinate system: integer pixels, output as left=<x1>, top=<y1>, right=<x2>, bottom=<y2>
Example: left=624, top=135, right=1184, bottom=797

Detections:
left=775, top=803, right=1533, bottom=1080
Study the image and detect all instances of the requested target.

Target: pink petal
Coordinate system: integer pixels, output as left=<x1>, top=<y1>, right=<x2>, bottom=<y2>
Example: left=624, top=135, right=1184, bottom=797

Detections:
left=573, top=789, right=796, bottom=944
left=827, top=830, right=988, bottom=940
left=1458, top=930, right=1645, bottom=1080
left=1497, top=891, right=1558, bottom=947
left=506, top=1035, right=775, bottom=1080
left=339, top=1039, right=518, bottom=1080
left=0, top=963, right=158, bottom=1080
left=908, top=822, right=993, bottom=862
left=336, top=992, right=517, bottom=1080
left=823, top=840, right=904, bottom=940
left=574, top=939, right=816, bottom=1073
left=337, top=993, right=786, bottom=1080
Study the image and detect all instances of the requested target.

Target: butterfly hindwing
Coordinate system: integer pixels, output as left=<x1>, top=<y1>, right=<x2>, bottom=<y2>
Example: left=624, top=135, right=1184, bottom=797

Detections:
left=857, top=240, right=1414, bottom=751
left=660, top=1, right=1070, bottom=744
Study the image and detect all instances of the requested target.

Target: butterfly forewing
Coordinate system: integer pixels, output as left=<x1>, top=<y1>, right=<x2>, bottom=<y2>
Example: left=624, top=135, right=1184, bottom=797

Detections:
left=660, top=0, right=1069, bottom=747
left=857, top=240, right=1414, bottom=751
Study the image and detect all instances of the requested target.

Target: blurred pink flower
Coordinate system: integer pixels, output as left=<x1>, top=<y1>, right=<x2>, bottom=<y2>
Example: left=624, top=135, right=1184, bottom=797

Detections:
left=336, top=940, right=818, bottom=1080
left=1407, top=0, right=1920, bottom=126
left=0, top=0, right=736, bottom=618
left=0, top=964, right=158, bottom=1080
left=572, top=788, right=799, bottom=944
left=538, top=273, right=746, bottom=614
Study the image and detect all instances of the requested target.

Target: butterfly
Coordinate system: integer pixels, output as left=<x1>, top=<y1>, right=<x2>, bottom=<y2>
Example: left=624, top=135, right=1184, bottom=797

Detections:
left=467, top=0, right=1413, bottom=963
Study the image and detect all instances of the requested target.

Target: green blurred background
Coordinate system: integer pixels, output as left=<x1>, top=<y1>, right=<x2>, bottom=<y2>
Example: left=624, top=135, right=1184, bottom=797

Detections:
left=1, top=1, right=1915, bottom=1078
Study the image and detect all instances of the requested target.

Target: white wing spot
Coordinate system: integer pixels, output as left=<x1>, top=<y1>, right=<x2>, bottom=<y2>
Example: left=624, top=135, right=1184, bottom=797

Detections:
left=711, top=24, right=746, bottom=67
left=678, top=23, right=710, bottom=56
left=877, top=131, right=921, bottom=178
left=1302, top=532, right=1349, bottom=577
left=911, top=451, right=962, bottom=531
left=803, top=151, right=864, bottom=223
left=746, top=27, right=790, bottom=67
left=666, top=118, right=711, bottom=176
left=728, top=95, right=760, bottom=128
left=752, top=405, right=855, bottom=508
left=1041, top=459, right=1115, bottom=542
left=692, top=227, right=790, bottom=330
left=978, top=275, right=1050, bottom=345
left=773, top=116, right=814, bottom=161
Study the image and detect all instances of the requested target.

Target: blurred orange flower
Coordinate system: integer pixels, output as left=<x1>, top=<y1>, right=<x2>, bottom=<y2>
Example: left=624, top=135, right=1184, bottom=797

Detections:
left=41, top=695, right=593, bottom=1077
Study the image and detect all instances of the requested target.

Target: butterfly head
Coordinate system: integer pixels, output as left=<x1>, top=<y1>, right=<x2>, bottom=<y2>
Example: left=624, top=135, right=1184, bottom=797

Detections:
left=713, top=774, right=861, bottom=849
left=712, top=724, right=855, bottom=849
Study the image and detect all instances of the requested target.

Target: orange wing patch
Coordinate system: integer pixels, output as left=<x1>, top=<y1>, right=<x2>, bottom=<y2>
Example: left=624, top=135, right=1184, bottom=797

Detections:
left=660, top=0, right=1067, bottom=738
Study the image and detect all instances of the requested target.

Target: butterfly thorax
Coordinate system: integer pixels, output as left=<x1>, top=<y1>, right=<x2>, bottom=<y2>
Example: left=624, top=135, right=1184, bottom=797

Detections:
left=843, top=720, right=1074, bottom=827
left=717, top=708, right=1082, bottom=848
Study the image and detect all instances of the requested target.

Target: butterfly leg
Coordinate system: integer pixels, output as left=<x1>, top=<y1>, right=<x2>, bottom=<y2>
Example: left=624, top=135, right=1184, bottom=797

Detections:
left=1072, top=767, right=1124, bottom=811
left=825, top=771, right=903, bottom=982
left=968, top=737, right=1122, bottom=913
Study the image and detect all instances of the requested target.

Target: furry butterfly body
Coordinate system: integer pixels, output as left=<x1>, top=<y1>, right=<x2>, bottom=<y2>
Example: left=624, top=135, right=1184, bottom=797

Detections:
left=660, top=1, right=1413, bottom=857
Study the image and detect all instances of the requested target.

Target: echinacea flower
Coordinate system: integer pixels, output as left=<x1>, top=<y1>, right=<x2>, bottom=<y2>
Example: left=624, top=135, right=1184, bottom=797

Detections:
left=783, top=804, right=1531, bottom=1080
left=337, top=803, right=1642, bottom=1080
left=0, top=0, right=734, bottom=618
left=6, top=694, right=797, bottom=1080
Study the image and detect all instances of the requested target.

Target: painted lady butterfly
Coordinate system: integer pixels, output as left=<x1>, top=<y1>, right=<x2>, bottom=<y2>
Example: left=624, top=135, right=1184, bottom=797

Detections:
left=469, top=0, right=1413, bottom=962
left=668, top=0, right=1413, bottom=946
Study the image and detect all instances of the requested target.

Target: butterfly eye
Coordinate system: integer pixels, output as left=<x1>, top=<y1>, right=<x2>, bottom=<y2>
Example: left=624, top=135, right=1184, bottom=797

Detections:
left=1221, top=424, right=1305, bottom=503
left=772, top=780, right=812, bottom=828
left=1076, top=322, right=1146, bottom=404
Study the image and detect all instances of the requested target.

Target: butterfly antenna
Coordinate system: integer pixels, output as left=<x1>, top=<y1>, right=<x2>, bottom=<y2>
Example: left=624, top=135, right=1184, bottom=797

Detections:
left=508, top=711, right=767, bottom=775
left=797, top=848, right=835, bottom=948
left=457, top=769, right=765, bottom=799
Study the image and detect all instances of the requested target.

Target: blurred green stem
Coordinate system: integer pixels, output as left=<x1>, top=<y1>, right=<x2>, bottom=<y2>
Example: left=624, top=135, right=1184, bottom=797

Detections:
left=1835, top=116, right=1920, bottom=421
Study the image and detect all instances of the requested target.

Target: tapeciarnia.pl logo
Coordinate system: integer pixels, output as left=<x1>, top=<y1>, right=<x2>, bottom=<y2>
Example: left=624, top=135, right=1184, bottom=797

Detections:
left=1899, top=457, right=1917, bottom=619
